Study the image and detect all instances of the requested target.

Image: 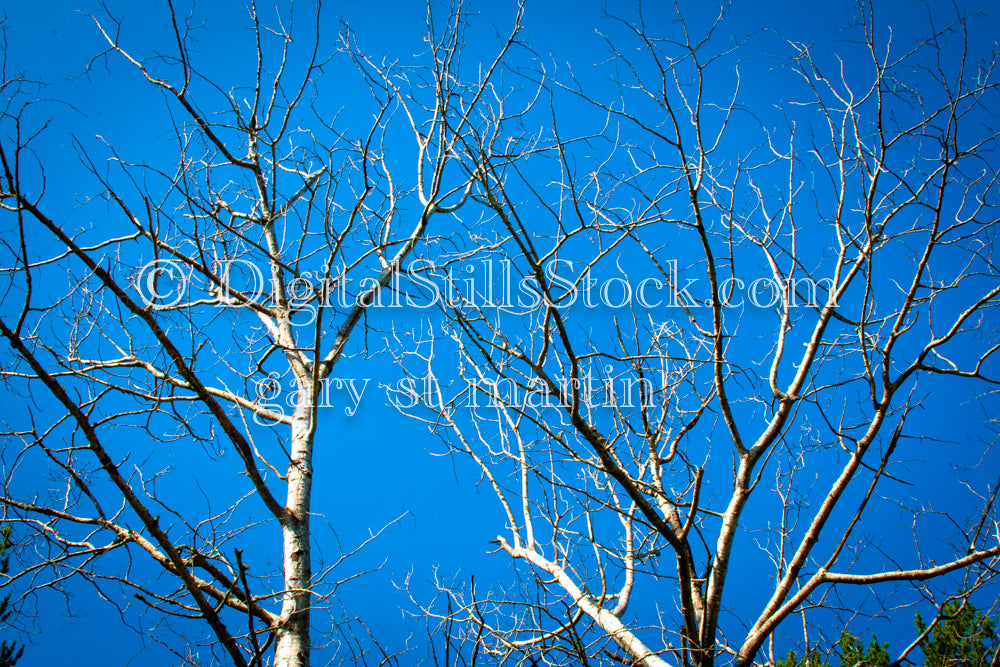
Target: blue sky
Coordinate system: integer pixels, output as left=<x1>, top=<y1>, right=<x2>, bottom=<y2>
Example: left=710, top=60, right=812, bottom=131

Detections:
left=2, top=0, right=999, bottom=665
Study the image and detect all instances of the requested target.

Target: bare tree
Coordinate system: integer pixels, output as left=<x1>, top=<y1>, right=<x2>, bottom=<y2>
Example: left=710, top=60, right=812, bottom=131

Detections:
left=389, top=2, right=1000, bottom=666
left=0, top=2, right=523, bottom=665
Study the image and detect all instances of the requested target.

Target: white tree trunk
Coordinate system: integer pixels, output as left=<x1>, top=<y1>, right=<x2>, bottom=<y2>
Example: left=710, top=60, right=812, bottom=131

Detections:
left=274, top=385, right=315, bottom=667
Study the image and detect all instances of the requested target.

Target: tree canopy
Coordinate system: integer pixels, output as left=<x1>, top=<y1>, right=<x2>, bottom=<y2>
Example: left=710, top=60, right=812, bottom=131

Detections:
left=0, top=1, right=998, bottom=665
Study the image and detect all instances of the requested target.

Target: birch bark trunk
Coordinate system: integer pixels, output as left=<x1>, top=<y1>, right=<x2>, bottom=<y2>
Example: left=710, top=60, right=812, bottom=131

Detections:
left=274, top=384, right=315, bottom=667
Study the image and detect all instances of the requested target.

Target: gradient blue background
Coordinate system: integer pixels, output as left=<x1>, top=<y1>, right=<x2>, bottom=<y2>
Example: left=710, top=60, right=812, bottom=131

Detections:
left=2, top=0, right=998, bottom=665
